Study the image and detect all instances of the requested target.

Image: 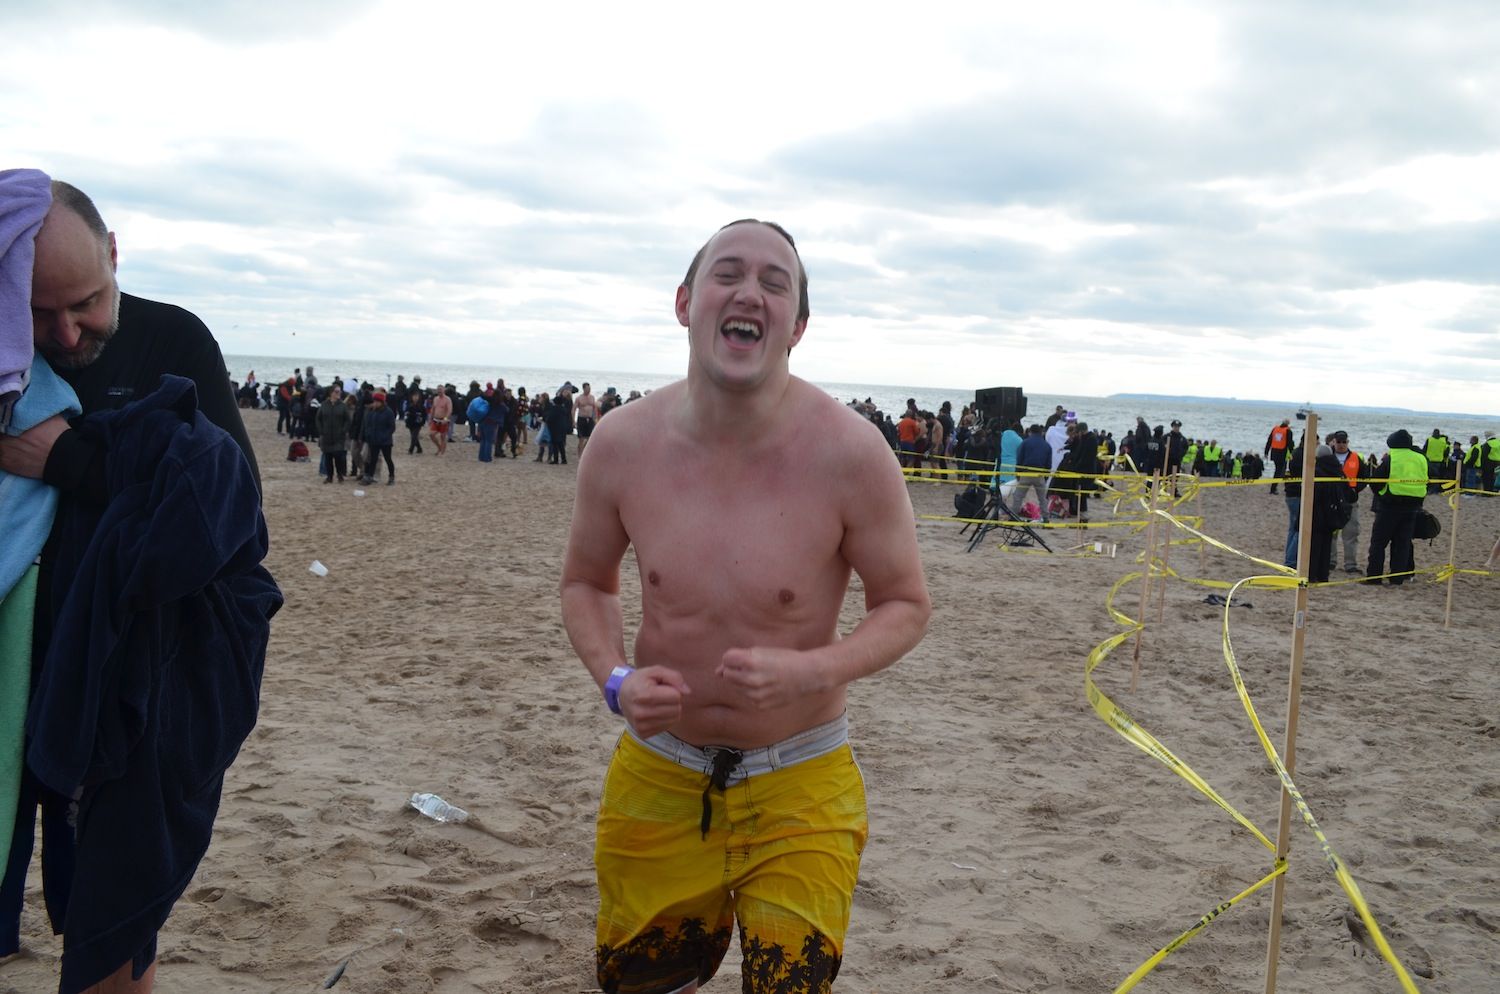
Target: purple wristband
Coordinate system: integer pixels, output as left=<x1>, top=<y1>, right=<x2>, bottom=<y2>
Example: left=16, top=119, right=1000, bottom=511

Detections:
left=604, top=666, right=632, bottom=715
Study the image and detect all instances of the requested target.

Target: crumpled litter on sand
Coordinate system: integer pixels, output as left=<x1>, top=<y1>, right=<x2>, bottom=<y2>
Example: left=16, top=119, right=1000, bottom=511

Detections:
left=1202, top=593, right=1252, bottom=608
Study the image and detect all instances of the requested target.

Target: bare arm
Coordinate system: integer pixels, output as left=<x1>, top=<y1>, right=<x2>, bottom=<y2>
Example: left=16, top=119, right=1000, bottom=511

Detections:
left=559, top=418, right=690, bottom=734
left=0, top=414, right=69, bottom=479
left=559, top=427, right=630, bottom=686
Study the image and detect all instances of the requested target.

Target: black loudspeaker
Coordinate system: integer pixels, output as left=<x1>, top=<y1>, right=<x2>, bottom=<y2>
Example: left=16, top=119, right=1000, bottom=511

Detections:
left=973, top=386, right=1028, bottom=426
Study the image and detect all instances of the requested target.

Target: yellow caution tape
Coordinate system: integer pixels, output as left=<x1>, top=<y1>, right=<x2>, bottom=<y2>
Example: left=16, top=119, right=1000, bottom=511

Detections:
left=1113, top=860, right=1288, bottom=993
left=1143, top=505, right=1296, bottom=575
left=1216, top=578, right=1423, bottom=993
left=1080, top=490, right=1428, bottom=992
left=918, top=513, right=1157, bottom=531
left=1086, top=573, right=1276, bottom=851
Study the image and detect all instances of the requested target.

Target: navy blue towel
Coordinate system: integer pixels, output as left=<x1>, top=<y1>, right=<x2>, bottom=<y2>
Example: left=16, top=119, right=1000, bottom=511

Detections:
left=23, top=374, right=281, bottom=993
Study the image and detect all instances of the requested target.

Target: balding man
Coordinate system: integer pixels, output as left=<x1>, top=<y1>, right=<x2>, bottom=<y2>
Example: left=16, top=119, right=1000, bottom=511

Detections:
left=0, top=179, right=276, bottom=994
left=2, top=181, right=257, bottom=485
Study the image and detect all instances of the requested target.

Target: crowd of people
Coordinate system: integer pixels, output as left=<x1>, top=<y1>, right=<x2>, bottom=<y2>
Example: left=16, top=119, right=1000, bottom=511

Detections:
left=234, top=368, right=650, bottom=484
left=247, top=366, right=1500, bottom=594
left=1268, top=422, right=1500, bottom=587
left=1108, top=413, right=1496, bottom=587
left=835, top=389, right=1498, bottom=589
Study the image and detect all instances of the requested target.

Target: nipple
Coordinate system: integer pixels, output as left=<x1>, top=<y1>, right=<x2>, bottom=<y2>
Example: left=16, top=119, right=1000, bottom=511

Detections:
left=777, top=588, right=795, bottom=605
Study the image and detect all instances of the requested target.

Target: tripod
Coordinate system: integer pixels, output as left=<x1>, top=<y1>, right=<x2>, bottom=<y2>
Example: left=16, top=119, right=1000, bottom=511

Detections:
left=960, top=488, right=1052, bottom=553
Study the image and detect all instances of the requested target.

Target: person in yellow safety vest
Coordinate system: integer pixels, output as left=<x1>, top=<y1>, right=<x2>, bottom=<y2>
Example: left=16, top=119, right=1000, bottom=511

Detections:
left=1202, top=441, right=1222, bottom=477
left=1265, top=419, right=1293, bottom=494
left=1423, top=428, right=1450, bottom=493
left=1231, top=453, right=1243, bottom=479
left=1365, top=429, right=1427, bottom=585
left=1462, top=435, right=1482, bottom=492
left=1482, top=430, right=1500, bottom=494
left=1183, top=441, right=1199, bottom=475
left=1328, top=430, right=1367, bottom=573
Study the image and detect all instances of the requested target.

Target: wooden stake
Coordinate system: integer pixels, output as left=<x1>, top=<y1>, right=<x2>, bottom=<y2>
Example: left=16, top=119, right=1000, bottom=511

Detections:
left=1131, top=470, right=1161, bottom=692
left=1264, top=413, right=1319, bottom=994
left=1155, top=472, right=1174, bottom=625
left=1197, top=472, right=1208, bottom=575
left=1443, top=481, right=1462, bottom=628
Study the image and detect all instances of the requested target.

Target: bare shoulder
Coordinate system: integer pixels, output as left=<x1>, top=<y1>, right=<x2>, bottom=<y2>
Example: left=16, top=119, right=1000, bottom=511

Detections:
left=790, top=378, right=897, bottom=467
left=587, top=385, right=679, bottom=440
left=576, top=385, right=680, bottom=465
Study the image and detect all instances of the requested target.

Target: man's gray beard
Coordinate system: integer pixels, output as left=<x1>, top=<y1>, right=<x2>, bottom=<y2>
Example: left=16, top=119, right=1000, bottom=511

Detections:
left=45, top=284, right=120, bottom=370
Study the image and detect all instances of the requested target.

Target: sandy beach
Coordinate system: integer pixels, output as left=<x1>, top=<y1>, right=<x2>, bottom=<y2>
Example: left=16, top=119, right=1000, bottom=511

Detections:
left=7, top=408, right=1499, bottom=994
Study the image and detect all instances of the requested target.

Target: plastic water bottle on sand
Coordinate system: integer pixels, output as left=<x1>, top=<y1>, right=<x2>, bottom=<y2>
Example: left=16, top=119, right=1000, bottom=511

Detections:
left=409, top=792, right=469, bottom=824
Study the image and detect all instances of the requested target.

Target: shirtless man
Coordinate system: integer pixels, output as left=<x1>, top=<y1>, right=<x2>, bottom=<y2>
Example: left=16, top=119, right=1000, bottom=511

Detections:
left=560, top=219, right=930, bottom=994
left=427, top=386, right=453, bottom=455
left=572, top=381, right=599, bottom=457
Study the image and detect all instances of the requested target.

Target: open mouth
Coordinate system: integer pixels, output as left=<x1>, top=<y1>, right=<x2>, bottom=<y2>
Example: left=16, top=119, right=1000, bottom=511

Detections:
left=720, top=319, right=763, bottom=345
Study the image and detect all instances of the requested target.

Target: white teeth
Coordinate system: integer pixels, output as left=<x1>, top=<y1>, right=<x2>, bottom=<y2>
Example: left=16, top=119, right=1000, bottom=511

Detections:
left=722, top=320, right=762, bottom=341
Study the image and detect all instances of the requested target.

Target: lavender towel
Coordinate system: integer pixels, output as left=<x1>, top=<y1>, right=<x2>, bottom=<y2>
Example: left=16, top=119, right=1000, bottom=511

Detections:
left=0, top=169, right=52, bottom=429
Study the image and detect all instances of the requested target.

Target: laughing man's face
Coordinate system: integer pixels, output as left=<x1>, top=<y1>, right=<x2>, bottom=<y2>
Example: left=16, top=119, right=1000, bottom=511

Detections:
left=676, top=222, right=807, bottom=392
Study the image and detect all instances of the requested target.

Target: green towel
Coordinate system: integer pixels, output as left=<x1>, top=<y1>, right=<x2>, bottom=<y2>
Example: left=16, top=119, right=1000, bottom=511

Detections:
left=0, top=564, right=36, bottom=866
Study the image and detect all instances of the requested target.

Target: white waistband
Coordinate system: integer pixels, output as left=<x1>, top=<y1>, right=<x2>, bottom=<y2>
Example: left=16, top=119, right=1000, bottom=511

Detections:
left=627, top=713, right=849, bottom=784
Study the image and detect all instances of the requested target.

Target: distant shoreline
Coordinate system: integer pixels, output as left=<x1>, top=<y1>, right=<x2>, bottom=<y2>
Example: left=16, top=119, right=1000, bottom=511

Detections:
left=1107, top=392, right=1494, bottom=421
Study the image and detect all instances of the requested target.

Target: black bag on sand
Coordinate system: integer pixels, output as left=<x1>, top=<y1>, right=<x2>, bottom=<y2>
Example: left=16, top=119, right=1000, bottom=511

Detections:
left=954, top=485, right=985, bottom=519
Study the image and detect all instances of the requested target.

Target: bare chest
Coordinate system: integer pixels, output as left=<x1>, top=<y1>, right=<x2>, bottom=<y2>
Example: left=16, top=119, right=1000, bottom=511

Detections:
left=619, top=447, right=848, bottom=621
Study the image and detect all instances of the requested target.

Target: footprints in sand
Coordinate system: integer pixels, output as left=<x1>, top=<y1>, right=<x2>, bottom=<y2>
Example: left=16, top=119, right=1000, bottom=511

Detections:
left=1327, top=907, right=1436, bottom=980
left=1425, top=905, right=1498, bottom=934
left=470, top=910, right=562, bottom=951
left=184, top=886, right=271, bottom=915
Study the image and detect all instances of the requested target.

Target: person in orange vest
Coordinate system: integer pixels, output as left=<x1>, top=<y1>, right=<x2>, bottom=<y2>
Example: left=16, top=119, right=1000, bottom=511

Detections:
left=896, top=408, right=923, bottom=470
left=1264, top=418, right=1293, bottom=495
left=1328, top=430, right=1368, bottom=573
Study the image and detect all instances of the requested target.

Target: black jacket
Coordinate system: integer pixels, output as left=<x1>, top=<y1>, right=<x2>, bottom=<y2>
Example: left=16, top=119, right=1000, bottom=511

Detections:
left=44, top=293, right=259, bottom=501
left=25, top=376, right=280, bottom=993
left=362, top=405, right=397, bottom=446
left=545, top=396, right=573, bottom=437
left=1311, top=453, right=1351, bottom=532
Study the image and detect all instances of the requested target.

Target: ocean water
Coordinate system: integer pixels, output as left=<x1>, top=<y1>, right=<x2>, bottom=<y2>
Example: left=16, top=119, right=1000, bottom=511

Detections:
left=227, top=353, right=1497, bottom=459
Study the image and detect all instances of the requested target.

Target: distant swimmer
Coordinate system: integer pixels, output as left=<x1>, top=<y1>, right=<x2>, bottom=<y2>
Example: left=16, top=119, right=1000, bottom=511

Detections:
left=573, top=381, right=598, bottom=457
left=428, top=385, right=452, bottom=455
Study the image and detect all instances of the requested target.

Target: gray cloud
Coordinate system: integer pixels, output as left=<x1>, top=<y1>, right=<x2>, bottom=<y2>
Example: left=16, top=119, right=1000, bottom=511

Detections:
left=9, top=2, right=1498, bottom=413
left=7, top=0, right=376, bottom=41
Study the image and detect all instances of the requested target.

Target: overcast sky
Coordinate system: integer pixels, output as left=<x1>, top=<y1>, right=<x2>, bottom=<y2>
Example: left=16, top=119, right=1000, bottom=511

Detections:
left=6, top=0, right=1498, bottom=414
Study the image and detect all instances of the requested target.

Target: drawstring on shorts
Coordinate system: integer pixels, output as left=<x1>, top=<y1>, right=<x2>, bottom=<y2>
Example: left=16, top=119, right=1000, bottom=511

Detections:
left=700, top=747, right=743, bottom=839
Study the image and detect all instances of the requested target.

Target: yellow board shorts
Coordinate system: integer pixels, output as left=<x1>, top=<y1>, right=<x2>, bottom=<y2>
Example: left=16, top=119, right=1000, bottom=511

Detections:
left=594, top=716, right=868, bottom=994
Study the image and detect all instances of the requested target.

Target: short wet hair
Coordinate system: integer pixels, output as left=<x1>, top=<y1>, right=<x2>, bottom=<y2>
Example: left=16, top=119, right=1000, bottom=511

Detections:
left=49, top=180, right=109, bottom=243
left=681, top=219, right=809, bottom=323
